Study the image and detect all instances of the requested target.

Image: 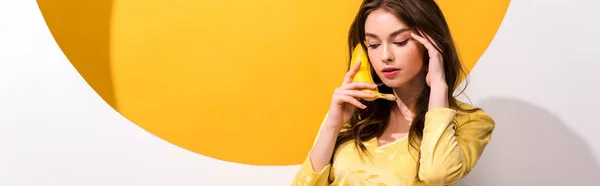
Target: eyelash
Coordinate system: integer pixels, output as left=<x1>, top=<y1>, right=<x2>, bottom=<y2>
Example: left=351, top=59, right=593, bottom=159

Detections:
left=367, top=39, right=409, bottom=49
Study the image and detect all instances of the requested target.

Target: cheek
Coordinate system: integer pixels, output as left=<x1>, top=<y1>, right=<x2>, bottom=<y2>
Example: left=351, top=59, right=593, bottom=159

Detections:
left=396, top=44, right=424, bottom=69
left=367, top=51, right=383, bottom=69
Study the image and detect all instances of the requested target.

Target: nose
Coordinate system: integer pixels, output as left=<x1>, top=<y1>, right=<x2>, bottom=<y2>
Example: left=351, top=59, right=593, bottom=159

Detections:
left=381, top=44, right=394, bottom=63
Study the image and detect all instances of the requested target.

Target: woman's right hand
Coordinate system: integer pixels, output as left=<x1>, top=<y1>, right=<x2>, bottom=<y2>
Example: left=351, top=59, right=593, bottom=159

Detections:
left=325, top=60, right=378, bottom=130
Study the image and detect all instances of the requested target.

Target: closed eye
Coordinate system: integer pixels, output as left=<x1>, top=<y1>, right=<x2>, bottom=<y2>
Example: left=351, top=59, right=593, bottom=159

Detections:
left=367, top=39, right=408, bottom=49
left=394, top=39, right=409, bottom=46
left=367, top=44, right=381, bottom=49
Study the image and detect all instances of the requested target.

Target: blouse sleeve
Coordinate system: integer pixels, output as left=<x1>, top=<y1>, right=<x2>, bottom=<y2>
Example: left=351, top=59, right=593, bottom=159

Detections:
left=417, top=107, right=495, bottom=185
left=291, top=114, right=334, bottom=186
left=291, top=156, right=331, bottom=186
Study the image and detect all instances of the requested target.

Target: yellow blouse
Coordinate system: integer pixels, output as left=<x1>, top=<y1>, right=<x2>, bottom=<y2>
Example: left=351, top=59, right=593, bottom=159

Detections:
left=292, top=104, right=495, bottom=186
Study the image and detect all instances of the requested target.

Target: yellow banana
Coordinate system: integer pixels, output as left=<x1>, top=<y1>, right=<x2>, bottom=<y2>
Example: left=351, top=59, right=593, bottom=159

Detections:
left=349, top=44, right=396, bottom=101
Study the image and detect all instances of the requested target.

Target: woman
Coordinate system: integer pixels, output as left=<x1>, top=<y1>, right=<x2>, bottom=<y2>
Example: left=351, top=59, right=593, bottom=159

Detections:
left=292, top=0, right=495, bottom=185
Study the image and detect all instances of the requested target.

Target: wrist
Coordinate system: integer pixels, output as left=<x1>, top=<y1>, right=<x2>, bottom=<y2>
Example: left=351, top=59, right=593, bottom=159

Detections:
left=428, top=82, right=449, bottom=109
left=429, top=81, right=448, bottom=89
left=319, top=124, right=342, bottom=141
left=323, top=119, right=344, bottom=133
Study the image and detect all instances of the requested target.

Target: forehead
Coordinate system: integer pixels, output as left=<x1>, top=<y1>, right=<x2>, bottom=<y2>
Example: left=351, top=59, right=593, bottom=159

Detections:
left=364, top=9, right=408, bottom=36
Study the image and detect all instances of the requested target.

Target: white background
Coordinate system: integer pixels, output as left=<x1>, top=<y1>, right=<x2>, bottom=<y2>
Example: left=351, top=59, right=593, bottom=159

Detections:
left=1, top=0, right=599, bottom=185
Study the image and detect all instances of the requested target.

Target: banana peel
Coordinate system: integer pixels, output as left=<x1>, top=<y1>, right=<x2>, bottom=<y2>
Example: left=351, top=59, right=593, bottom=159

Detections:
left=350, top=44, right=396, bottom=101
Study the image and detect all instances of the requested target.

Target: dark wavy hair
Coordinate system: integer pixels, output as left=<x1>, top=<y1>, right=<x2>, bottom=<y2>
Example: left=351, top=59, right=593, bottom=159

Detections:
left=334, top=0, right=480, bottom=181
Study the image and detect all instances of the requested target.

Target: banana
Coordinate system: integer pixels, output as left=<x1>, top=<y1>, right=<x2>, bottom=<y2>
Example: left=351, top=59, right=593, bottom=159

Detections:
left=349, top=44, right=396, bottom=101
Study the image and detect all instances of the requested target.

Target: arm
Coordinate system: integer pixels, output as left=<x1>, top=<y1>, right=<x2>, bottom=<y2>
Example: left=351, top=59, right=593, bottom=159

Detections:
left=292, top=57, right=378, bottom=185
left=417, top=106, right=495, bottom=185
left=410, top=30, right=495, bottom=185
left=292, top=113, right=340, bottom=186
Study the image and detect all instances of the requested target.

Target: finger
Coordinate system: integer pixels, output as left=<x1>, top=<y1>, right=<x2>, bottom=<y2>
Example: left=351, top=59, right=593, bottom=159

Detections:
left=342, top=82, right=378, bottom=90
left=419, top=30, right=441, bottom=51
left=339, top=95, right=367, bottom=109
left=342, top=60, right=362, bottom=85
left=336, top=89, right=377, bottom=99
left=410, top=31, right=440, bottom=54
left=419, top=30, right=440, bottom=49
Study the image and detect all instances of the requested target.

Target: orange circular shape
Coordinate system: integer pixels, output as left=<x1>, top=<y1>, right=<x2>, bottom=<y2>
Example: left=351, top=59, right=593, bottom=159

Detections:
left=37, top=0, right=510, bottom=165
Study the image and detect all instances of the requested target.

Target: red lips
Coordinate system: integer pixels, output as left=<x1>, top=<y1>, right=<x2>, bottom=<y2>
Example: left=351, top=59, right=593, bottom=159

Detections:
left=382, top=67, right=399, bottom=72
left=382, top=67, right=399, bottom=78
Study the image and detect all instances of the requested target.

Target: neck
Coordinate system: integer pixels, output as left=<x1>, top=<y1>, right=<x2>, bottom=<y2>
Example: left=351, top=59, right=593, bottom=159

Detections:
left=383, top=83, right=423, bottom=136
left=391, top=87, right=421, bottom=119
left=390, top=73, right=426, bottom=120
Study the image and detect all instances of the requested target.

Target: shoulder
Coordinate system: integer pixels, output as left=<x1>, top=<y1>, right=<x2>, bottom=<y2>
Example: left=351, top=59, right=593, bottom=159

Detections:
left=452, top=100, right=495, bottom=129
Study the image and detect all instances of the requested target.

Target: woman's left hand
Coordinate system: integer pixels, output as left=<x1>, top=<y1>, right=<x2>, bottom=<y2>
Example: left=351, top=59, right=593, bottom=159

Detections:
left=410, top=31, right=449, bottom=109
left=410, top=31, right=446, bottom=87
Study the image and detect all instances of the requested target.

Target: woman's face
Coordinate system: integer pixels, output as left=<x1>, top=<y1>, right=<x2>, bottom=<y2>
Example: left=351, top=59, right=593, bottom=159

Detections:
left=364, top=8, right=425, bottom=88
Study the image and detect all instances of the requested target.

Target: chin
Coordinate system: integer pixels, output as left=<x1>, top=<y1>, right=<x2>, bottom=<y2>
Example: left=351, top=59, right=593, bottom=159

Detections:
left=381, top=79, right=407, bottom=89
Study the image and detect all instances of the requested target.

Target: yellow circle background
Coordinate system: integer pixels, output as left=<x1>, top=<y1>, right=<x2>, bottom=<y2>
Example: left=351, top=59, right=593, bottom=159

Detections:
left=37, top=0, right=510, bottom=165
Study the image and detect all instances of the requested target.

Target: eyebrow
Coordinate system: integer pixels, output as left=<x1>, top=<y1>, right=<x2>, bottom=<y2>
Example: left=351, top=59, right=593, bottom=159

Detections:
left=365, top=28, right=411, bottom=39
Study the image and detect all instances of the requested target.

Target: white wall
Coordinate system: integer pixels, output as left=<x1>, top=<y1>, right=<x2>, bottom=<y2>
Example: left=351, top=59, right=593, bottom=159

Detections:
left=456, top=0, right=600, bottom=185
left=1, top=0, right=599, bottom=186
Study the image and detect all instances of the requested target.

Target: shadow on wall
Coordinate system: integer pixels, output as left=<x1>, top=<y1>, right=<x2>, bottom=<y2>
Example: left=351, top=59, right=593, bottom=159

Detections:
left=458, top=97, right=600, bottom=186
left=37, top=0, right=116, bottom=109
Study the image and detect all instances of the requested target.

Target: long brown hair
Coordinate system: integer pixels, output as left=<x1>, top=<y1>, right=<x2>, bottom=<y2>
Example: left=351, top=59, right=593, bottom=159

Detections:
left=335, top=0, right=479, bottom=178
